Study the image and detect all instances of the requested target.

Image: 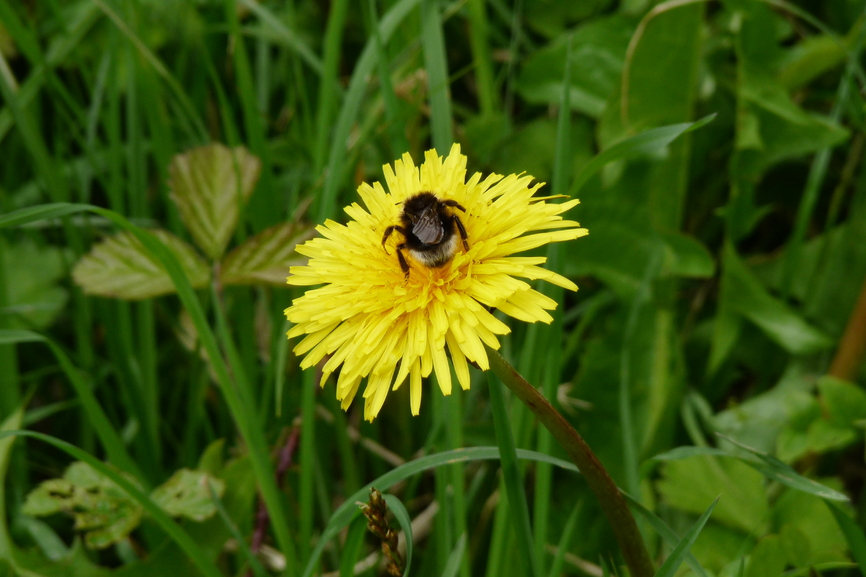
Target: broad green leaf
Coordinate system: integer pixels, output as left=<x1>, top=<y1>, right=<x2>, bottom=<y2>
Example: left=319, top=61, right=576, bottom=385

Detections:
left=23, top=462, right=143, bottom=550
left=655, top=497, right=718, bottom=577
left=621, top=1, right=704, bottom=133
left=722, top=245, right=833, bottom=355
left=653, top=440, right=849, bottom=502
left=743, top=535, right=786, bottom=577
left=778, top=34, right=847, bottom=91
left=150, top=469, right=226, bottom=522
left=219, top=221, right=314, bottom=286
left=718, top=435, right=849, bottom=502
left=656, top=454, right=768, bottom=534
left=776, top=489, right=848, bottom=565
left=515, top=15, right=634, bottom=117
left=167, top=144, right=261, bottom=259
left=1, top=239, right=68, bottom=329
left=522, top=0, right=611, bottom=38
left=817, top=376, right=866, bottom=429
left=72, top=230, right=210, bottom=300
left=733, top=2, right=849, bottom=178
left=660, top=232, right=715, bottom=278
left=0, top=430, right=223, bottom=577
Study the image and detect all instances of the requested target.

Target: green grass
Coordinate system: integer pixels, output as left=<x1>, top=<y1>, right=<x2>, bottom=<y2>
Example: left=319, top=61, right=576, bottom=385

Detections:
left=2, top=1, right=866, bottom=576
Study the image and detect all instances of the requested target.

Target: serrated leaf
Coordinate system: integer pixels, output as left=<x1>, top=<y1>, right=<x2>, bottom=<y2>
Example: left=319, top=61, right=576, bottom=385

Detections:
left=168, top=143, right=261, bottom=259
left=72, top=230, right=209, bottom=300
left=22, top=461, right=143, bottom=550
left=219, top=221, right=314, bottom=286
left=150, top=468, right=225, bottom=522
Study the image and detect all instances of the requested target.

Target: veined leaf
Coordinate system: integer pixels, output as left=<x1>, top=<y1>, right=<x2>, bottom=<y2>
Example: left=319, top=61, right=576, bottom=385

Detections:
left=167, top=144, right=261, bottom=259
left=22, top=462, right=143, bottom=550
left=150, top=469, right=225, bottom=522
left=219, top=221, right=315, bottom=286
left=72, top=230, right=209, bottom=300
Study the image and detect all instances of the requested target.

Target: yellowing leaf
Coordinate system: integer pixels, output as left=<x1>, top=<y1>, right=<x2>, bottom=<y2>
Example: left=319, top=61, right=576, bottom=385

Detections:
left=72, top=230, right=209, bottom=300
left=168, top=143, right=261, bottom=259
left=219, top=221, right=314, bottom=286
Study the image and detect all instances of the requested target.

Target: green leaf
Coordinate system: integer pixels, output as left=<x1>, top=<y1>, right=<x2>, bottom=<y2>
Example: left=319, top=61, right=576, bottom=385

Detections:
left=0, top=430, right=223, bottom=577
left=167, top=144, right=261, bottom=259
left=655, top=497, right=719, bottom=577
left=441, top=533, right=468, bottom=577
left=382, top=494, right=413, bottom=577
left=301, top=447, right=578, bottom=577
left=219, top=221, right=315, bottom=286
left=743, top=535, right=786, bottom=577
left=817, top=376, right=866, bottom=429
left=571, top=114, right=715, bottom=195
left=1, top=239, right=68, bottom=329
left=23, top=462, right=144, bottom=550
left=660, top=232, right=715, bottom=278
left=655, top=454, right=768, bottom=534
left=72, top=230, right=210, bottom=300
left=826, top=501, right=866, bottom=573
left=623, top=492, right=710, bottom=577
left=150, top=469, right=226, bottom=522
left=718, top=434, right=850, bottom=502
left=515, top=15, right=634, bottom=117
left=723, top=245, right=833, bottom=355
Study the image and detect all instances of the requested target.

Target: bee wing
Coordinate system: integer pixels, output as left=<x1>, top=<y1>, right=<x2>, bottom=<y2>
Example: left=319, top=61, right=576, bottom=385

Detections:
left=413, top=212, right=444, bottom=244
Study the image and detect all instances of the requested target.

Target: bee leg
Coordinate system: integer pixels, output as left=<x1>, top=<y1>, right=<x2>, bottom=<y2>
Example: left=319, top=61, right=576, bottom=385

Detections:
left=442, top=199, right=467, bottom=213
left=396, top=244, right=410, bottom=278
left=381, top=226, right=396, bottom=254
left=382, top=225, right=408, bottom=255
left=452, top=214, right=470, bottom=252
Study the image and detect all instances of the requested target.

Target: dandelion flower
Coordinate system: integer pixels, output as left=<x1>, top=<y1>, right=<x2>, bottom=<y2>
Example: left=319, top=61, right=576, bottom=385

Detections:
left=285, top=144, right=588, bottom=421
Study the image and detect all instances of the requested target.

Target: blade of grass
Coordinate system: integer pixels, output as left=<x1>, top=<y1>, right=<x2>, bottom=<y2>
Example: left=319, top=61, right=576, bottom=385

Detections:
left=301, top=445, right=580, bottom=577
left=466, top=0, right=499, bottom=116
left=487, top=370, right=540, bottom=577
left=442, top=533, right=468, bottom=577
left=0, top=203, right=299, bottom=570
left=317, top=0, right=422, bottom=222
left=622, top=492, right=710, bottom=577
left=780, top=11, right=866, bottom=300
left=546, top=500, right=582, bottom=577
left=300, top=369, right=317, bottom=562
left=363, top=0, right=409, bottom=157
left=0, top=330, right=143, bottom=482
left=312, top=0, right=349, bottom=172
left=421, top=0, right=452, bottom=154
left=534, top=34, right=573, bottom=572
left=383, top=494, right=414, bottom=577
left=655, top=497, right=718, bottom=577
left=825, top=502, right=866, bottom=575
left=571, top=114, right=715, bottom=195
left=339, top=514, right=369, bottom=577
left=91, top=0, right=207, bottom=142
left=0, top=429, right=223, bottom=577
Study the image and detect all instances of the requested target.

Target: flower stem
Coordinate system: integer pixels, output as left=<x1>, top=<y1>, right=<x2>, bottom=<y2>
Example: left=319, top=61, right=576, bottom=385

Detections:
left=487, top=347, right=655, bottom=577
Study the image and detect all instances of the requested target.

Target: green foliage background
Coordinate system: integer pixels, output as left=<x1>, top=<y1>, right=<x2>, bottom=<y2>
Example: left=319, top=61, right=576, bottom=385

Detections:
left=1, top=0, right=866, bottom=575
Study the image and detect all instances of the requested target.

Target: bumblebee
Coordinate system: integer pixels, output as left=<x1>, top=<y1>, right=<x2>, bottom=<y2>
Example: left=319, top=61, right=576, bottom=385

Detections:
left=382, top=192, right=470, bottom=277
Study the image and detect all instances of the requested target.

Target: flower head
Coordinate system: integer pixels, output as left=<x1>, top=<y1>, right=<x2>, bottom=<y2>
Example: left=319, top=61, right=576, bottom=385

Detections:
left=285, top=145, right=588, bottom=421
